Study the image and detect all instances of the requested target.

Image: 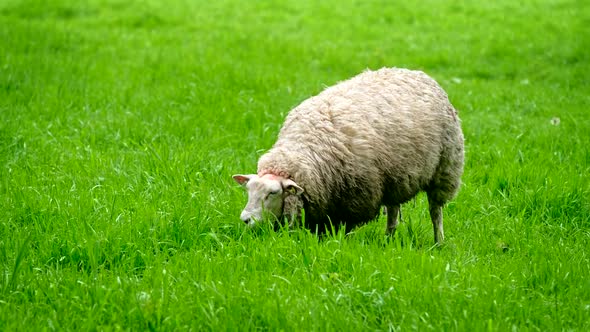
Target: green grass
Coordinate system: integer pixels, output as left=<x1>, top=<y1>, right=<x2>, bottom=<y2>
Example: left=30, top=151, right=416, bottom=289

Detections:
left=1, top=0, right=589, bottom=330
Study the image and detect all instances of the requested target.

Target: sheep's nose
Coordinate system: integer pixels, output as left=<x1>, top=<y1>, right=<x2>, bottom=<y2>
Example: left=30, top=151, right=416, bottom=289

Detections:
left=240, top=212, right=251, bottom=224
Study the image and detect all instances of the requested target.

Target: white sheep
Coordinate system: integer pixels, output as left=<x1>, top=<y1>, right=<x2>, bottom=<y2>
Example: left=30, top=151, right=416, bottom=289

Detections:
left=233, top=67, right=464, bottom=244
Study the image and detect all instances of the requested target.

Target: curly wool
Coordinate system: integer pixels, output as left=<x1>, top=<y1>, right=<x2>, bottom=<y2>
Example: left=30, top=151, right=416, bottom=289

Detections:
left=258, top=67, right=464, bottom=232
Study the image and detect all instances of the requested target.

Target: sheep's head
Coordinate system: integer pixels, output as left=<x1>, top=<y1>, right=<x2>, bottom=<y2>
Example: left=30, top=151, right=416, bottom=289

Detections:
left=232, top=174, right=304, bottom=227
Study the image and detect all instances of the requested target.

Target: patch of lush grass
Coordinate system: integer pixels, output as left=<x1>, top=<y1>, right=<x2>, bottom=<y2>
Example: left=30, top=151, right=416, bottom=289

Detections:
left=1, top=0, right=589, bottom=330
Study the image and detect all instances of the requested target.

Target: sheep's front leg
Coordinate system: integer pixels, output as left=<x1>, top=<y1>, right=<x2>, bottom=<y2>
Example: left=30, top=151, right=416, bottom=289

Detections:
left=385, top=204, right=401, bottom=236
left=428, top=198, right=444, bottom=244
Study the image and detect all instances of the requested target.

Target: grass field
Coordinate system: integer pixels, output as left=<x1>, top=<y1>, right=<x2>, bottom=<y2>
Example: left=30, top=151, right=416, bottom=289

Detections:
left=1, top=0, right=589, bottom=330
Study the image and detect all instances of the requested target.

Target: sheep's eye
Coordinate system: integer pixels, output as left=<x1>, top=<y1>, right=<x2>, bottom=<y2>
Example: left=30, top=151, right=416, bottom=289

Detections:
left=269, top=190, right=280, bottom=196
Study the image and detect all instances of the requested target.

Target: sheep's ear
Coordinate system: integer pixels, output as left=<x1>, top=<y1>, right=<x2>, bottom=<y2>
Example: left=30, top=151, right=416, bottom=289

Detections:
left=232, top=174, right=254, bottom=186
left=283, top=179, right=304, bottom=195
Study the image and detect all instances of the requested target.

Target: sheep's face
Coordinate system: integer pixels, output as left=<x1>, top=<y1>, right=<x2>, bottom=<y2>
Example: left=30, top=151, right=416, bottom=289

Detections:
left=233, top=174, right=304, bottom=227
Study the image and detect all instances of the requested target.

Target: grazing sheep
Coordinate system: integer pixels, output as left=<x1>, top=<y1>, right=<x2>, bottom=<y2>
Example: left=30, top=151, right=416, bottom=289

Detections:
left=233, top=67, right=464, bottom=244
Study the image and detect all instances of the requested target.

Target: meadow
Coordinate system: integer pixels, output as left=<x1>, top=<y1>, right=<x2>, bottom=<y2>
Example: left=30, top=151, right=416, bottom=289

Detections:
left=1, top=0, right=589, bottom=330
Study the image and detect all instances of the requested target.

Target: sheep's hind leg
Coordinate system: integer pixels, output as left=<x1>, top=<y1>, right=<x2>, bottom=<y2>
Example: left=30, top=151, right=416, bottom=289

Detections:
left=427, top=195, right=444, bottom=244
left=385, top=204, right=401, bottom=236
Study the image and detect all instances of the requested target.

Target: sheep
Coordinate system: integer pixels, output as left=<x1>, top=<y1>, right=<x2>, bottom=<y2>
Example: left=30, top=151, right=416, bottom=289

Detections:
left=233, top=67, right=464, bottom=244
